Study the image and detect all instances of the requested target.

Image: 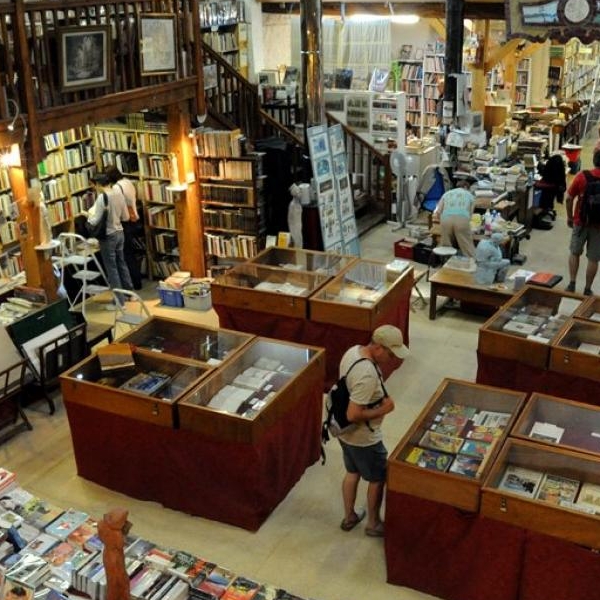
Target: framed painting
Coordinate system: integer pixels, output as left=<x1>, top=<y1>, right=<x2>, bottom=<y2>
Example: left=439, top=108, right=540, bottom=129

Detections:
left=59, top=26, right=111, bottom=92
left=139, top=13, right=178, bottom=76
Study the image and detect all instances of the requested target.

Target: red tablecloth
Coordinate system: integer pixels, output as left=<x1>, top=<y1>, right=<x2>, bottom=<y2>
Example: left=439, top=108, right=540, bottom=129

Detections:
left=476, top=351, right=600, bottom=406
left=64, top=383, right=322, bottom=531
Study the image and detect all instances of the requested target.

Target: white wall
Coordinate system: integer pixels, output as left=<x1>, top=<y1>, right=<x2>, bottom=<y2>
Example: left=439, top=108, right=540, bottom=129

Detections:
left=389, top=20, right=439, bottom=60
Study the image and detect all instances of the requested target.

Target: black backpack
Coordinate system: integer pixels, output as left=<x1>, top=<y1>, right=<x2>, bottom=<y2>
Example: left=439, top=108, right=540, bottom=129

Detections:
left=581, top=171, right=600, bottom=226
left=321, top=358, right=387, bottom=455
left=85, top=193, right=109, bottom=239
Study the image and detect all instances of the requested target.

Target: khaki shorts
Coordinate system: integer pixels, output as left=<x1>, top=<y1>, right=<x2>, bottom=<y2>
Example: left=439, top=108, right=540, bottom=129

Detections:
left=570, top=226, right=600, bottom=262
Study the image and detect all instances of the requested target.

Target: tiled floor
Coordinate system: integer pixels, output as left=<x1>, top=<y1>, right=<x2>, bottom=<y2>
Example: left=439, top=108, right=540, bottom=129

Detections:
left=1, top=136, right=595, bottom=600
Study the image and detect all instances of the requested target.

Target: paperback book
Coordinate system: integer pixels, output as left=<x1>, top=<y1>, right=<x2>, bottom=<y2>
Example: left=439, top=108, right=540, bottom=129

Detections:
left=498, top=464, right=544, bottom=498
left=418, top=430, right=464, bottom=454
left=535, top=473, right=580, bottom=505
left=448, top=454, right=483, bottom=479
left=404, top=447, right=453, bottom=472
left=121, top=371, right=171, bottom=396
left=193, top=565, right=236, bottom=600
left=528, top=421, right=564, bottom=444
left=575, top=481, right=600, bottom=513
left=221, top=576, right=260, bottom=600
left=45, top=509, right=89, bottom=541
left=459, top=439, right=491, bottom=459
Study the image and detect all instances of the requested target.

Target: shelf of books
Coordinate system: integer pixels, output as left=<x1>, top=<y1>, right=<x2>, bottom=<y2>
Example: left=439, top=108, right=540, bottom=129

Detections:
left=395, top=59, right=423, bottom=130
left=200, top=0, right=248, bottom=77
left=194, top=129, right=266, bottom=274
left=37, top=125, right=96, bottom=232
left=0, top=170, right=22, bottom=280
left=0, top=465, right=323, bottom=600
left=513, top=58, right=531, bottom=110
left=94, top=115, right=176, bottom=279
left=422, top=50, right=444, bottom=131
left=387, top=378, right=526, bottom=512
left=481, top=437, right=600, bottom=549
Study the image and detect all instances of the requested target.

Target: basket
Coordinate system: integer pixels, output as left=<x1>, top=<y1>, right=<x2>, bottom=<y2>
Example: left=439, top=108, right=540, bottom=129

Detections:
left=157, top=288, right=184, bottom=308
left=183, top=285, right=212, bottom=311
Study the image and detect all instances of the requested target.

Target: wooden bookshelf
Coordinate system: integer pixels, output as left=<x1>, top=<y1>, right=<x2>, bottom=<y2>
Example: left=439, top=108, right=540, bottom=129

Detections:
left=0, top=169, right=21, bottom=279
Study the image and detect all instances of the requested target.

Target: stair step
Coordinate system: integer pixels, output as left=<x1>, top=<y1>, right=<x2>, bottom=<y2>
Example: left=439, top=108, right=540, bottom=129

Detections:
left=73, top=270, right=103, bottom=282
left=59, top=255, right=92, bottom=266
left=86, top=284, right=111, bottom=295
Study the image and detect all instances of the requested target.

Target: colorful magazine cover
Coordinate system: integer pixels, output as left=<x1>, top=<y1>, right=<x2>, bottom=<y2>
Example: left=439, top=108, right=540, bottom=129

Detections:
left=448, top=454, right=483, bottom=479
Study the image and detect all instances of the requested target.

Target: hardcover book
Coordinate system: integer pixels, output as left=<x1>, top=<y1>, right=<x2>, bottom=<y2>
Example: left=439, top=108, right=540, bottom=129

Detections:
left=404, top=447, right=452, bottom=472
left=498, top=465, right=544, bottom=498
left=97, top=343, right=136, bottom=371
left=535, top=473, right=580, bottom=505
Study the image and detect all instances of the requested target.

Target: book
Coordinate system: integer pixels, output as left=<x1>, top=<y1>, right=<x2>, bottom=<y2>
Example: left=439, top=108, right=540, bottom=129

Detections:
left=448, top=454, right=482, bottom=479
left=221, top=576, right=260, bottom=600
left=96, top=343, right=136, bottom=371
left=66, top=518, right=97, bottom=548
left=528, top=272, right=562, bottom=288
left=535, top=473, right=580, bottom=505
left=577, top=342, right=600, bottom=355
left=45, top=509, right=89, bottom=541
left=120, top=371, right=171, bottom=396
left=17, top=498, right=63, bottom=530
left=498, top=465, right=544, bottom=498
left=418, top=430, right=463, bottom=455
left=2, top=580, right=35, bottom=600
left=125, top=538, right=156, bottom=561
left=23, top=533, right=59, bottom=556
left=0, top=511, right=23, bottom=530
left=459, top=439, right=491, bottom=459
left=404, top=447, right=452, bottom=472
left=464, top=425, right=504, bottom=443
left=575, top=482, right=600, bottom=513
left=528, top=421, right=564, bottom=444
left=472, top=410, right=511, bottom=428
left=193, top=565, right=236, bottom=599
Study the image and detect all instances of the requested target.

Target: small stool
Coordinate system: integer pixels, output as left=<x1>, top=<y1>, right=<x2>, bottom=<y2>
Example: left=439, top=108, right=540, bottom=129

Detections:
left=427, top=246, right=457, bottom=280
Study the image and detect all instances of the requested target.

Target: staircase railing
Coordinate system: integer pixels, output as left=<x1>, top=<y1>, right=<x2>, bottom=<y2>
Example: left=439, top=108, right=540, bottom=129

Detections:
left=326, top=112, right=392, bottom=232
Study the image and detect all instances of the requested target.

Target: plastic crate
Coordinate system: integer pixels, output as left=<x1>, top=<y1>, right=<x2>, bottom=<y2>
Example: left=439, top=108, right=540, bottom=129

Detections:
left=183, top=287, right=212, bottom=311
left=157, top=288, right=184, bottom=307
left=394, top=238, right=416, bottom=260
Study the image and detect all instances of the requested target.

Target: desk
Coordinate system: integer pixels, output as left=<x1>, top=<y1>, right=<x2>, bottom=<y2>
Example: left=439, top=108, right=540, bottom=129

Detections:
left=429, top=267, right=515, bottom=320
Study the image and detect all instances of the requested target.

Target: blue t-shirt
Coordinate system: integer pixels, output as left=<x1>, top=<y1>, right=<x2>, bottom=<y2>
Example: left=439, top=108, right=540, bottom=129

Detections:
left=439, top=188, right=475, bottom=220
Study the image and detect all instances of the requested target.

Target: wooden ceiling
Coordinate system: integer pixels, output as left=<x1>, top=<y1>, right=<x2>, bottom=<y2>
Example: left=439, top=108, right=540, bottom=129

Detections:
left=258, top=1, right=506, bottom=20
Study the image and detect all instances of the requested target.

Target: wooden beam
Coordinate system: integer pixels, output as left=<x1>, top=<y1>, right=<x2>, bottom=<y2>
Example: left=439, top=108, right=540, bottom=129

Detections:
left=426, top=18, right=447, bottom=40
left=485, top=39, right=522, bottom=72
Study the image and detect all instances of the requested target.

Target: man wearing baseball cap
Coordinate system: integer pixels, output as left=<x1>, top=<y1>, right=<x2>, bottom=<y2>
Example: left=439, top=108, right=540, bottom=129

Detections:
left=338, top=324, right=408, bottom=538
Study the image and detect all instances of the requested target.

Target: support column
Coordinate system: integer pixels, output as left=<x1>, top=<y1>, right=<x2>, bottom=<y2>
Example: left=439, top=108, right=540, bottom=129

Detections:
left=444, top=0, right=465, bottom=123
left=300, top=0, right=324, bottom=129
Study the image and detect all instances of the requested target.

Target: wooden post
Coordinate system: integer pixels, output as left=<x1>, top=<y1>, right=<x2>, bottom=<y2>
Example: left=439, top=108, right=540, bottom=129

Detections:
left=166, top=103, right=204, bottom=276
left=469, top=21, right=488, bottom=112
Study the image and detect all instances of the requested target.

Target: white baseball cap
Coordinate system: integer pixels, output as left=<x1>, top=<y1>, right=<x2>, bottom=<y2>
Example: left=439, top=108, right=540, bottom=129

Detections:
left=372, top=325, right=409, bottom=359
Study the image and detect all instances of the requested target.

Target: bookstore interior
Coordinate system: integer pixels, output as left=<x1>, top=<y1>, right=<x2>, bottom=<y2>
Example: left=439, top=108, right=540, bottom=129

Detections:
left=3, top=1, right=600, bottom=600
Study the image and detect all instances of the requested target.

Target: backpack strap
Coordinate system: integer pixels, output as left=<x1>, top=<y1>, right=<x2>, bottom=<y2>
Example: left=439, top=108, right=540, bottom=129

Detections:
left=344, top=357, right=388, bottom=428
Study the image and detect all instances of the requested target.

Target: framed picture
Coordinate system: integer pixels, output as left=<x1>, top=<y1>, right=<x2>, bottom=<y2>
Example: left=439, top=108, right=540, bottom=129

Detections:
left=139, top=13, right=177, bottom=76
left=58, top=26, right=111, bottom=92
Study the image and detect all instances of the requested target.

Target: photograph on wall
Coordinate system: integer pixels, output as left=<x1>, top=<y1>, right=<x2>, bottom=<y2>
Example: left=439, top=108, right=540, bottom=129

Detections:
left=139, top=14, right=178, bottom=75
left=59, top=26, right=111, bottom=92
left=308, top=131, right=330, bottom=159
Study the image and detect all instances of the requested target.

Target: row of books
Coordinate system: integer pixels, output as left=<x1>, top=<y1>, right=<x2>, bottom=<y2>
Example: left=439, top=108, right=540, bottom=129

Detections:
left=137, top=132, right=170, bottom=155
left=46, top=201, right=73, bottom=226
left=204, top=232, right=258, bottom=259
left=199, top=0, right=245, bottom=28
left=98, top=151, right=139, bottom=174
left=0, top=250, right=22, bottom=278
left=152, top=259, right=181, bottom=279
left=42, top=126, right=93, bottom=152
left=194, top=129, right=245, bottom=158
left=404, top=402, right=512, bottom=479
left=200, top=184, right=255, bottom=207
left=498, top=464, right=600, bottom=514
left=39, top=144, right=94, bottom=176
left=138, top=181, right=175, bottom=205
left=94, top=130, right=136, bottom=153
left=202, top=207, right=260, bottom=233
left=0, top=221, right=18, bottom=246
left=204, top=31, right=239, bottom=53
left=0, top=467, right=312, bottom=600
left=397, top=63, right=423, bottom=81
left=423, top=55, right=444, bottom=73
left=148, top=206, right=177, bottom=230
left=153, top=232, right=178, bottom=256
left=138, top=157, right=172, bottom=181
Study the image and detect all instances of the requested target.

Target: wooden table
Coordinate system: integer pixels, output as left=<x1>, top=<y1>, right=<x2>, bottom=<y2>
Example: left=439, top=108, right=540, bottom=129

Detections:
left=429, top=266, right=515, bottom=320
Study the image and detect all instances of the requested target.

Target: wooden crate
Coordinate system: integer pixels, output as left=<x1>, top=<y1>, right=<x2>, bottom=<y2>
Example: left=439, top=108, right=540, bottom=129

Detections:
left=549, top=319, right=600, bottom=383
left=511, top=392, right=600, bottom=457
left=60, top=351, right=210, bottom=428
left=178, top=337, right=325, bottom=444
left=387, top=378, right=526, bottom=512
left=310, top=259, right=413, bottom=330
left=481, top=438, right=600, bottom=550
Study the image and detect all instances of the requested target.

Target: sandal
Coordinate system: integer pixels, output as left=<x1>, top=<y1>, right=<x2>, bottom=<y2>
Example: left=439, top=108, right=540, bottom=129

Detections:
left=365, top=523, right=385, bottom=537
left=340, top=508, right=366, bottom=531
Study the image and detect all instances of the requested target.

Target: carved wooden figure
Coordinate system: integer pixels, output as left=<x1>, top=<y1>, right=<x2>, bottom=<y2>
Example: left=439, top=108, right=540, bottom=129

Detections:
left=97, top=508, right=132, bottom=600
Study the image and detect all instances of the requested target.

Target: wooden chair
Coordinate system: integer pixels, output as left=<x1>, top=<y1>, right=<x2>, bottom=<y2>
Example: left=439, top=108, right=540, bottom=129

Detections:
left=0, top=358, right=33, bottom=444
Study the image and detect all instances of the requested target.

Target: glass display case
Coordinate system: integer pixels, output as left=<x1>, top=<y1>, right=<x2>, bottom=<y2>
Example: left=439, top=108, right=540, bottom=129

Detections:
left=118, top=316, right=253, bottom=365
left=60, top=351, right=211, bottom=427
left=178, top=337, right=325, bottom=443
left=309, top=258, right=413, bottom=330
left=481, top=438, right=600, bottom=549
left=248, top=247, right=356, bottom=276
left=511, top=392, right=600, bottom=457
left=478, top=286, right=585, bottom=368
left=573, top=295, right=600, bottom=323
left=210, top=263, right=330, bottom=318
left=388, top=378, right=526, bottom=512
left=549, top=319, right=600, bottom=383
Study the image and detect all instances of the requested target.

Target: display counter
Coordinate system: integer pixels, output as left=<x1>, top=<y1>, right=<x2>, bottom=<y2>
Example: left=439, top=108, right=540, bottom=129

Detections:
left=213, top=257, right=413, bottom=387
left=60, top=334, right=326, bottom=530
left=248, top=246, right=356, bottom=275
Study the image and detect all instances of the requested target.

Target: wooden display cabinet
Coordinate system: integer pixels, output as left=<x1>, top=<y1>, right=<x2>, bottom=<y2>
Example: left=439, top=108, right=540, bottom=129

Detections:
left=478, top=286, right=584, bottom=368
left=248, top=247, right=356, bottom=276
left=549, top=319, right=600, bottom=383
left=512, top=392, right=600, bottom=457
left=573, top=295, right=600, bottom=323
left=309, top=259, right=413, bottom=330
left=481, top=438, right=600, bottom=550
left=60, top=351, right=210, bottom=427
left=178, top=337, right=325, bottom=443
left=388, top=378, right=526, bottom=512
left=210, top=263, right=330, bottom=319
left=118, top=316, right=253, bottom=364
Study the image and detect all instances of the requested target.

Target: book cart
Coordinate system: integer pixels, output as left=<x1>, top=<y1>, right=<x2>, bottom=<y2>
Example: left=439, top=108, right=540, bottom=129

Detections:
left=475, top=285, right=600, bottom=403
left=211, top=250, right=413, bottom=387
left=384, top=381, right=600, bottom=600
left=60, top=318, right=325, bottom=531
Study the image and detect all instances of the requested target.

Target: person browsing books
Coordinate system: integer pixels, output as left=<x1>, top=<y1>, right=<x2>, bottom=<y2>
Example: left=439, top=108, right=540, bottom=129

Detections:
left=87, top=172, right=133, bottom=308
left=433, top=179, right=476, bottom=258
left=338, top=325, right=408, bottom=538
left=106, top=165, right=143, bottom=290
